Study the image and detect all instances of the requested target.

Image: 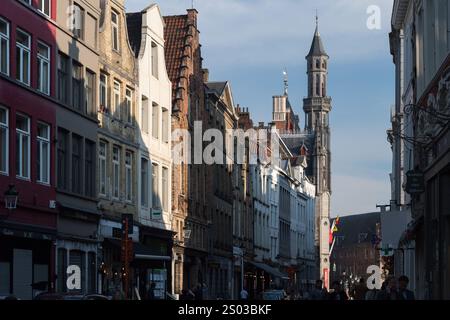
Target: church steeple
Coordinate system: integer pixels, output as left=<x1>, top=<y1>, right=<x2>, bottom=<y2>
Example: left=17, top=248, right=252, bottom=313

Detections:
left=304, top=16, right=331, bottom=131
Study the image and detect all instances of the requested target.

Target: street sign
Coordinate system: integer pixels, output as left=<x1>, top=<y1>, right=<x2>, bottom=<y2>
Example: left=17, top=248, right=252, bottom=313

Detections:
left=405, top=170, right=425, bottom=195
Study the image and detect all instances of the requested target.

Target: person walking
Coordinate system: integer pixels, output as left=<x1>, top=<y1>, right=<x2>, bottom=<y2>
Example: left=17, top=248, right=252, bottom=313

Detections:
left=376, top=276, right=401, bottom=300
left=398, top=275, right=415, bottom=300
left=351, top=278, right=368, bottom=300
left=240, top=287, right=249, bottom=300
left=309, top=280, right=328, bottom=300
left=328, top=281, right=349, bottom=301
left=147, top=282, right=156, bottom=300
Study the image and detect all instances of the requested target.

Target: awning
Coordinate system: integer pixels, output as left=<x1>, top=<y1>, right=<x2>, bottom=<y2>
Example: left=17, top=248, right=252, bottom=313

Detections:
left=249, top=261, right=290, bottom=280
left=104, top=238, right=171, bottom=261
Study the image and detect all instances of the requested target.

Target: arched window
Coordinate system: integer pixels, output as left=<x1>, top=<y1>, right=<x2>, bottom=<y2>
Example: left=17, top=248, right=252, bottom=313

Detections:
left=316, top=74, right=321, bottom=96
left=316, top=59, right=320, bottom=69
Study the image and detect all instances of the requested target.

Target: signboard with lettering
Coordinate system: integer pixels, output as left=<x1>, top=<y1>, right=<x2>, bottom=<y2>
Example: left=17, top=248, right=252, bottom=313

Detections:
left=405, top=170, right=425, bottom=195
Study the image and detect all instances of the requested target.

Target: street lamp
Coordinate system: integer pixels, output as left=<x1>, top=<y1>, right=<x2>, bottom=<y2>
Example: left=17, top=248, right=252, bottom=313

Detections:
left=4, top=184, right=19, bottom=210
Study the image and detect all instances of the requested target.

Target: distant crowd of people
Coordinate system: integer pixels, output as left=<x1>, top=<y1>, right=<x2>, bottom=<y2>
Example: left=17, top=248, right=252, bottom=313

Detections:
left=305, top=275, right=415, bottom=301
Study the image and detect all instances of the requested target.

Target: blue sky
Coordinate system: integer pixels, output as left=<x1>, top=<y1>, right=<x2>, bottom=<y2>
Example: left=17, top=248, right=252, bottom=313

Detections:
left=126, top=0, right=395, bottom=216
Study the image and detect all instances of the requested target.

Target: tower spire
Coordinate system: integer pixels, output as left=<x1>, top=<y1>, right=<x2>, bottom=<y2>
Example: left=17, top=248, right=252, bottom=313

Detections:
left=283, top=68, right=288, bottom=96
left=315, top=10, right=319, bottom=36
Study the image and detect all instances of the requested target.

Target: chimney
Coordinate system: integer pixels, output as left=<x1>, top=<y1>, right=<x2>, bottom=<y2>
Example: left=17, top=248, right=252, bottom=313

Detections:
left=202, top=68, right=209, bottom=83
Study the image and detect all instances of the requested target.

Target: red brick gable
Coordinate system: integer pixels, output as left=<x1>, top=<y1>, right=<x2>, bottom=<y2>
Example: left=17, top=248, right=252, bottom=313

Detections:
left=164, top=14, right=188, bottom=101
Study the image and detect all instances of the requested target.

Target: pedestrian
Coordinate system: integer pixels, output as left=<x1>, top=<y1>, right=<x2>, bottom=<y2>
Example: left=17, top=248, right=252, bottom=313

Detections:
left=309, top=279, right=328, bottom=300
left=398, top=275, right=415, bottom=300
left=351, top=277, right=368, bottom=300
left=328, top=281, right=349, bottom=301
left=376, top=276, right=400, bottom=300
left=147, top=282, right=156, bottom=300
left=194, top=284, right=203, bottom=300
left=240, top=287, right=249, bottom=300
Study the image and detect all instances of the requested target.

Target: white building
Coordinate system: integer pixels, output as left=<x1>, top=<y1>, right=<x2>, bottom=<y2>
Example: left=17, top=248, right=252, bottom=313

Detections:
left=127, top=4, right=174, bottom=296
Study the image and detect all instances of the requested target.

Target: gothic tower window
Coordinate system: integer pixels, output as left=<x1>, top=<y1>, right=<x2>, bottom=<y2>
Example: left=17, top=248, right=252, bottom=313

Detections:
left=316, top=74, right=321, bottom=96
left=316, top=59, right=320, bottom=69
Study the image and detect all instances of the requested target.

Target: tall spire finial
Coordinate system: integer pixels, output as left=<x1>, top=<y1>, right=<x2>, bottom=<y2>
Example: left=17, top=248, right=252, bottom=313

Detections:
left=315, top=10, right=320, bottom=35
left=191, top=0, right=194, bottom=9
left=283, top=68, right=289, bottom=96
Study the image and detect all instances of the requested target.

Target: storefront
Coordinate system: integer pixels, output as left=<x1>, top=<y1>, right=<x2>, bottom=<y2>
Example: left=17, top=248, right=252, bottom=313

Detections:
left=0, top=223, right=56, bottom=299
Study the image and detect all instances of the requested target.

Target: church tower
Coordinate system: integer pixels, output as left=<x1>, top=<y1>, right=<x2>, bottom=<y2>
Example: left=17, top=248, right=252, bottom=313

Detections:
left=303, top=17, right=332, bottom=285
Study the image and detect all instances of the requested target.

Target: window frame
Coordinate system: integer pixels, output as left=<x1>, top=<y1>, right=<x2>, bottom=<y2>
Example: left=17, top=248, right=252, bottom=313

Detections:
left=72, top=3, right=85, bottom=40
left=0, top=17, right=10, bottom=76
left=111, top=10, right=120, bottom=52
left=99, top=73, right=108, bottom=110
left=57, top=52, right=69, bottom=104
left=37, top=122, right=50, bottom=185
left=112, top=146, right=120, bottom=200
left=151, top=162, right=159, bottom=209
left=125, top=87, right=132, bottom=124
left=37, top=41, right=51, bottom=95
left=98, top=141, right=107, bottom=197
left=0, top=106, right=8, bottom=175
left=72, top=61, right=83, bottom=111
left=15, top=113, right=31, bottom=180
left=85, top=69, right=96, bottom=116
left=125, top=151, right=132, bottom=203
left=151, top=41, right=158, bottom=79
left=113, top=80, right=121, bottom=119
left=38, top=0, right=51, bottom=18
left=140, top=157, right=149, bottom=208
left=152, top=103, right=159, bottom=140
left=162, top=166, right=168, bottom=211
left=15, top=28, right=31, bottom=86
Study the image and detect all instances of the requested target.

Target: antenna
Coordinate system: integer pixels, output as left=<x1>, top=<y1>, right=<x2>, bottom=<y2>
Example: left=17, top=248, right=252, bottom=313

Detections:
left=283, top=68, right=288, bottom=96
left=191, top=0, right=194, bottom=9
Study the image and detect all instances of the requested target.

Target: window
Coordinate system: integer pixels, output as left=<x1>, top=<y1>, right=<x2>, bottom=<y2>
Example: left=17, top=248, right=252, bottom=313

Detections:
left=151, top=41, right=158, bottom=78
left=141, top=158, right=149, bottom=207
left=85, top=70, right=95, bottom=116
left=141, top=96, right=149, bottom=133
left=0, top=107, right=8, bottom=174
left=57, top=128, right=69, bottom=190
left=0, top=17, right=10, bottom=75
left=112, top=146, right=120, bottom=199
left=113, top=80, right=121, bottom=119
left=72, top=4, right=84, bottom=39
left=71, top=134, right=82, bottom=194
left=16, top=29, right=31, bottom=85
left=99, top=73, right=108, bottom=110
left=85, top=140, right=95, bottom=197
left=162, top=107, right=169, bottom=143
left=58, top=53, right=69, bottom=104
left=111, top=10, right=119, bottom=52
left=37, top=123, right=50, bottom=184
left=316, top=59, right=320, bottom=69
left=38, top=0, right=51, bottom=17
left=152, top=163, right=159, bottom=209
left=162, top=167, right=168, bottom=211
left=72, top=62, right=83, bottom=111
left=125, top=88, right=132, bottom=123
left=152, top=103, right=159, bottom=139
left=99, top=141, right=107, bottom=196
left=16, top=114, right=30, bottom=179
left=315, top=74, right=320, bottom=96
left=37, top=42, right=50, bottom=95
left=125, top=151, right=132, bottom=202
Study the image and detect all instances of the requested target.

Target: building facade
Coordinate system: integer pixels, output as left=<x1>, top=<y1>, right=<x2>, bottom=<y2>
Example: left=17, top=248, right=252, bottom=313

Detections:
left=127, top=3, right=174, bottom=298
left=53, top=0, right=101, bottom=295
left=96, top=0, right=139, bottom=296
left=164, top=9, right=206, bottom=296
left=389, top=0, right=450, bottom=300
left=204, top=79, right=237, bottom=299
left=0, top=0, right=58, bottom=299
